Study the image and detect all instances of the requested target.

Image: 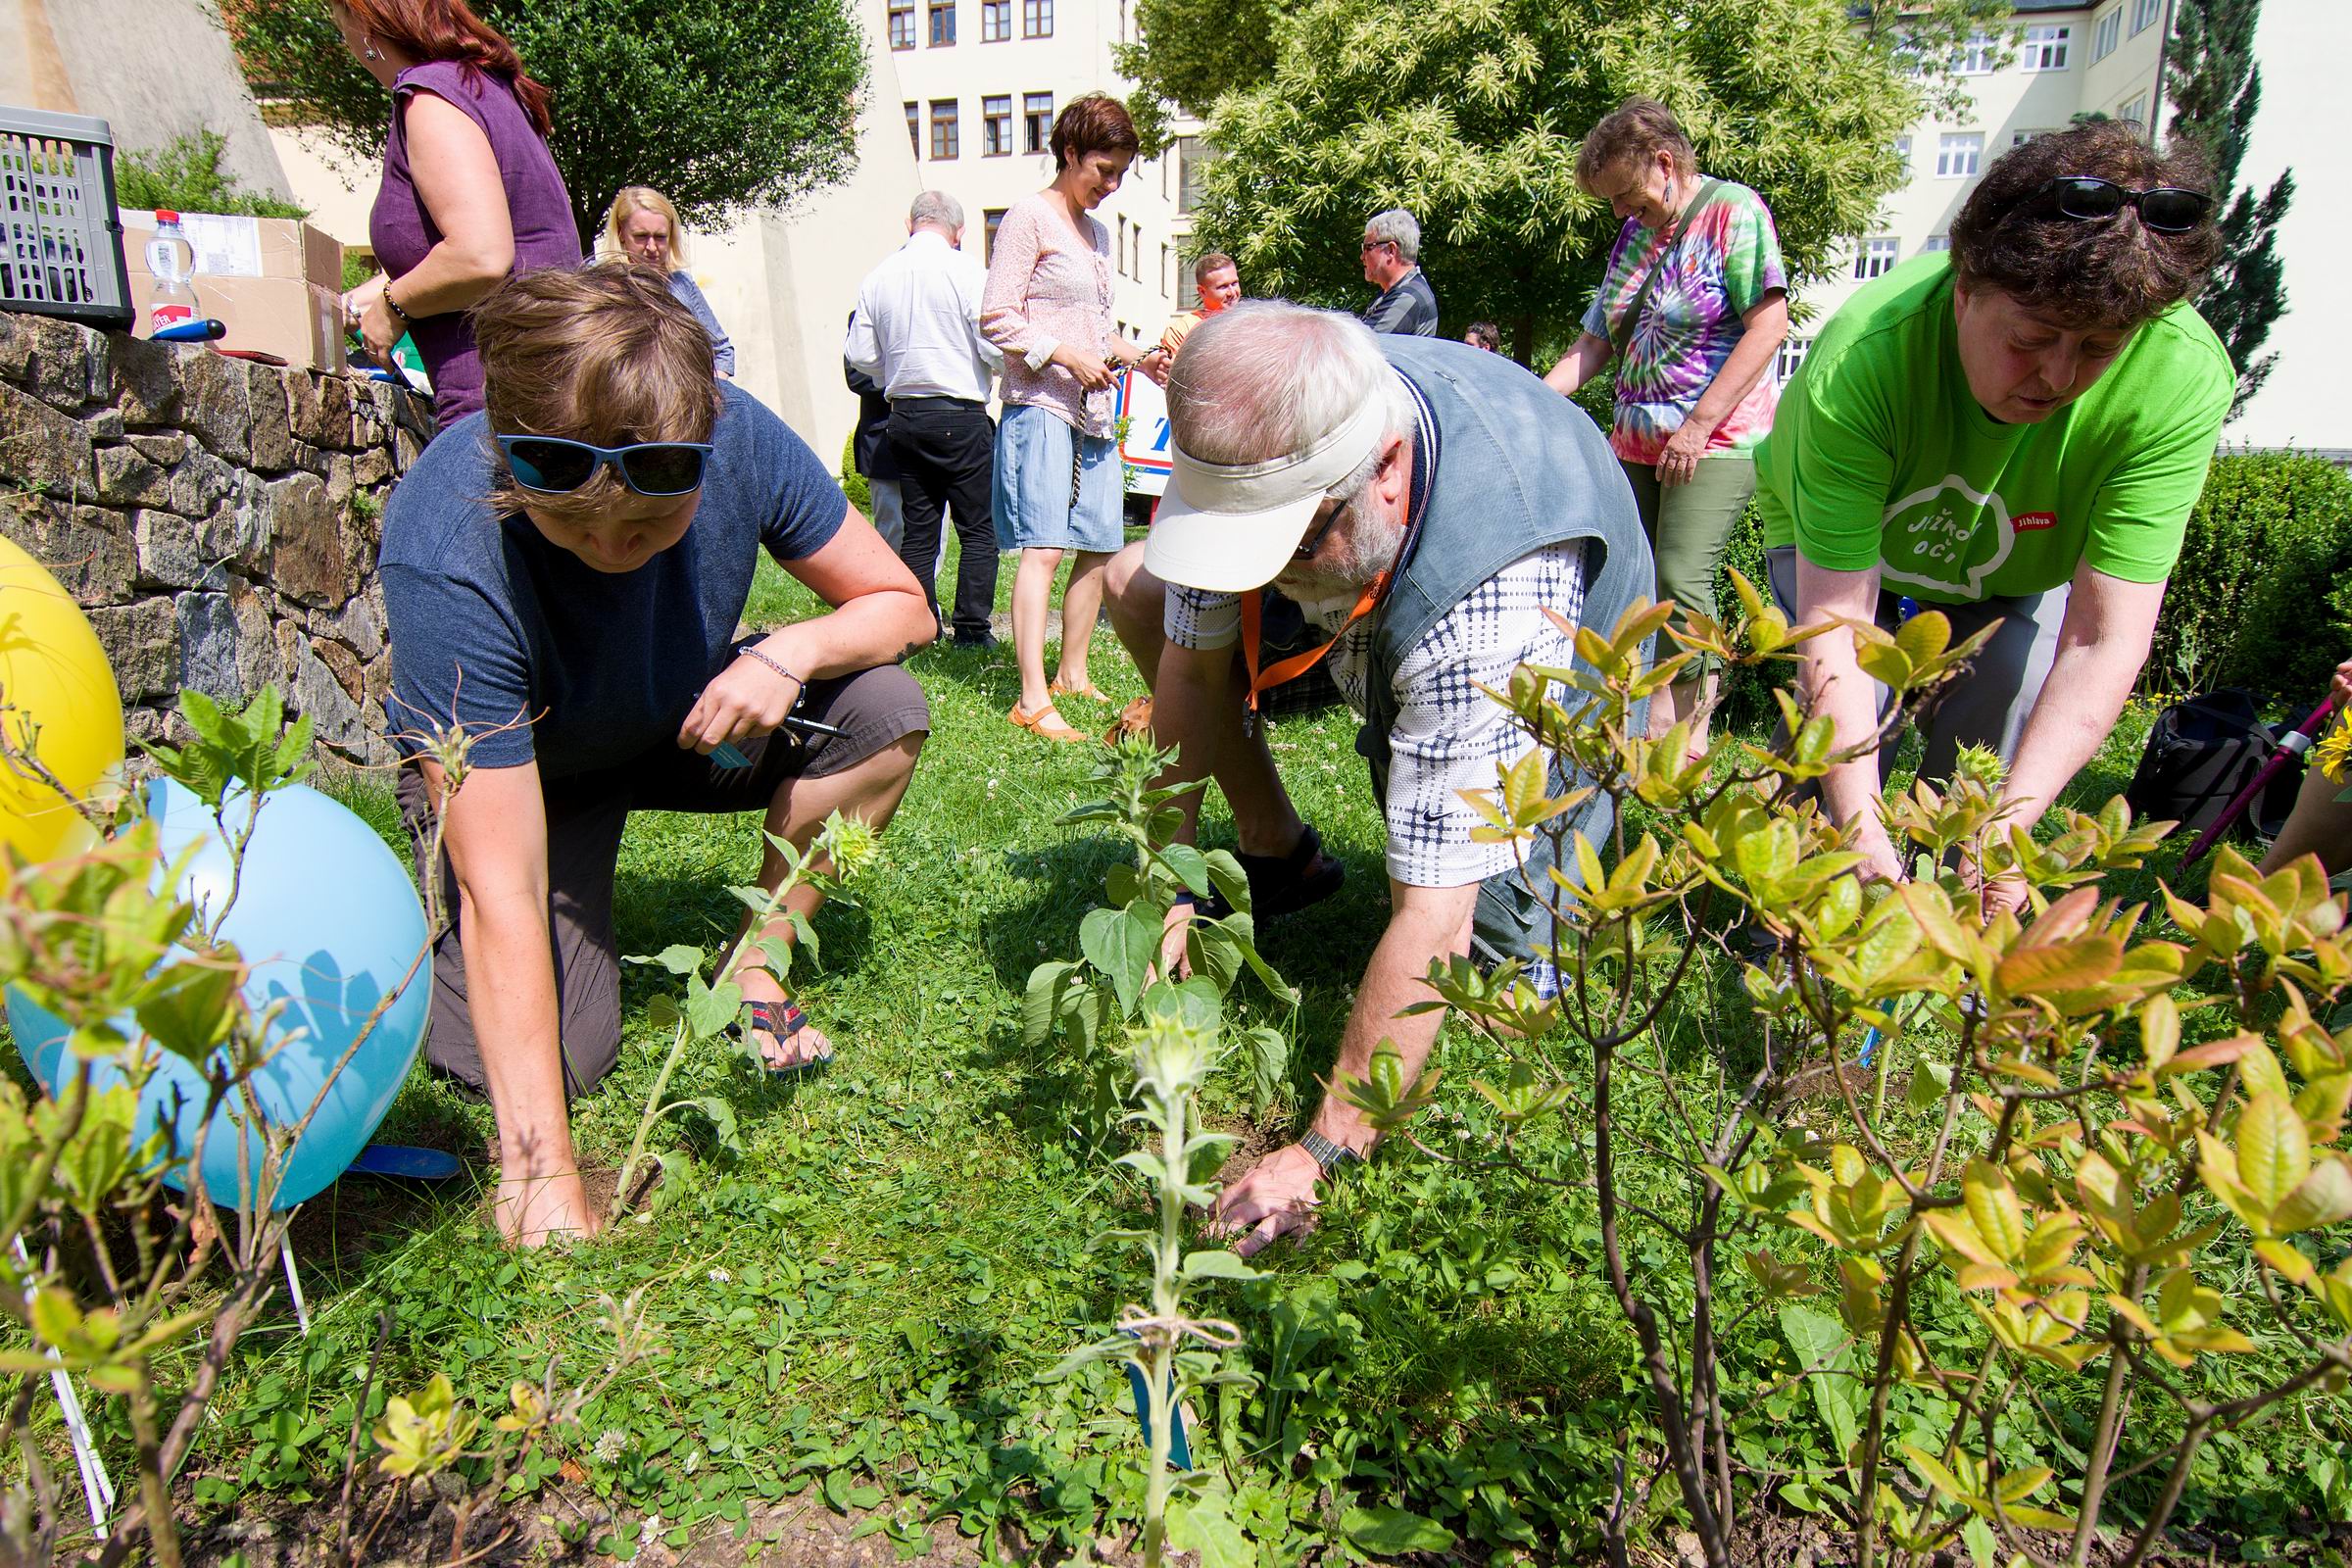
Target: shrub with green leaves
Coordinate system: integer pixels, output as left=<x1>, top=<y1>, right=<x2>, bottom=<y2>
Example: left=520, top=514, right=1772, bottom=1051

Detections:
left=1334, top=574, right=2352, bottom=1565
left=113, top=129, right=309, bottom=220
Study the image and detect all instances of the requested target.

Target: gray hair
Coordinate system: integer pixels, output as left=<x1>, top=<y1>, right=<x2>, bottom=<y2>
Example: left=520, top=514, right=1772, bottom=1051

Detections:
left=908, top=190, right=965, bottom=231
left=1363, top=208, right=1421, bottom=265
left=1167, top=302, right=1413, bottom=496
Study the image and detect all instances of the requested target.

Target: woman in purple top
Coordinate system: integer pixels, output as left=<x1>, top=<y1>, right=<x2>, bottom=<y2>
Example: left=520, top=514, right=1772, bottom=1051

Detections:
left=330, top=0, right=581, bottom=428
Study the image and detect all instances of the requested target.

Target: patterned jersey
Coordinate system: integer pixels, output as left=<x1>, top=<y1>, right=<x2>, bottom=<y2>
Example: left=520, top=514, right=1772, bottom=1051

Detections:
left=1581, top=179, right=1787, bottom=466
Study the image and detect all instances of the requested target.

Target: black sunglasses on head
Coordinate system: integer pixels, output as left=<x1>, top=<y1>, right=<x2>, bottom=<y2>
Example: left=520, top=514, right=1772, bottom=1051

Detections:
left=494, top=434, right=714, bottom=498
left=2031, top=175, right=2213, bottom=234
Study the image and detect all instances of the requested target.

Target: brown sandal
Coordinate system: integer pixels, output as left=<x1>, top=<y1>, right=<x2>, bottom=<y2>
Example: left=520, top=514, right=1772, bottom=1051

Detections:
left=1009, top=702, right=1087, bottom=742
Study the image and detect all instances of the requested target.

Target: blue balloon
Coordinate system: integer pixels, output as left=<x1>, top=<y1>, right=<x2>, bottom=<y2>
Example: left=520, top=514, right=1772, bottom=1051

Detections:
left=7, top=777, right=432, bottom=1208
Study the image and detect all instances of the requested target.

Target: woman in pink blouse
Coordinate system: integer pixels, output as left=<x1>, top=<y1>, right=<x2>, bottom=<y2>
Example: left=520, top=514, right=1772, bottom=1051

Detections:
left=982, top=94, right=1154, bottom=742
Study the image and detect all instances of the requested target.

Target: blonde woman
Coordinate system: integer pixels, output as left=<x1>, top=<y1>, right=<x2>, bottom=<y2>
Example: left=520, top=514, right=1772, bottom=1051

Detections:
left=605, top=185, right=736, bottom=376
left=379, top=266, right=934, bottom=1243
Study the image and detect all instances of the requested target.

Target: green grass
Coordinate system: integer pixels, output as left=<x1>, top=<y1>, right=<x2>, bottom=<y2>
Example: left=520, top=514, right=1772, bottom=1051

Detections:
left=40, top=545, right=2352, bottom=1560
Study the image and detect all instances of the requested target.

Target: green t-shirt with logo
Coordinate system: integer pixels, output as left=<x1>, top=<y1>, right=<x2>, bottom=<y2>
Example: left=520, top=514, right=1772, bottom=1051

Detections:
left=1755, top=256, right=2231, bottom=604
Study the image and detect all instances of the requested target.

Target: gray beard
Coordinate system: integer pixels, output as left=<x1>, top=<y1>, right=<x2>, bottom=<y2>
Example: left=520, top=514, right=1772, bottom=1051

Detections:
left=1276, top=505, right=1405, bottom=612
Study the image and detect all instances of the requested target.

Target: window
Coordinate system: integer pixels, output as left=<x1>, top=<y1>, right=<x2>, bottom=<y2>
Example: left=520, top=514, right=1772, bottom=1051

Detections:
left=1177, top=135, right=1213, bottom=214
left=984, top=208, right=1005, bottom=264
left=1022, top=0, right=1053, bottom=36
left=2092, top=6, right=2122, bottom=61
left=1160, top=243, right=1170, bottom=297
left=927, top=0, right=954, bottom=45
left=1923, top=234, right=1951, bottom=253
left=1115, top=215, right=1128, bottom=275
left=1892, top=134, right=1912, bottom=169
left=2022, top=24, right=2070, bottom=70
left=2132, top=0, right=2163, bottom=35
left=1936, top=132, right=1983, bottom=177
left=981, top=0, right=1009, bottom=38
left=1775, top=337, right=1812, bottom=385
left=1958, top=31, right=1998, bottom=74
left=904, top=101, right=919, bottom=157
left=888, top=0, right=914, bottom=48
left=2119, top=93, right=2147, bottom=125
left=1131, top=222, right=1143, bottom=280
left=2011, top=128, right=2052, bottom=147
left=980, top=95, right=1011, bottom=156
left=929, top=99, right=958, bottom=160
left=1854, top=236, right=1899, bottom=280
left=1023, top=92, right=1053, bottom=154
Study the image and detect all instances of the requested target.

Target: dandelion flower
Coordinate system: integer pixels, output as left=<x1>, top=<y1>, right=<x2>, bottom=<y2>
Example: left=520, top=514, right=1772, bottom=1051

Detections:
left=2315, top=718, right=2352, bottom=783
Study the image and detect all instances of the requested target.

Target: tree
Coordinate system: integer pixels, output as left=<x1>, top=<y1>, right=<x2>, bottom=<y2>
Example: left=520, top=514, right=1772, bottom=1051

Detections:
left=1156, top=0, right=2005, bottom=361
left=2165, top=0, right=2292, bottom=417
left=225, top=0, right=867, bottom=249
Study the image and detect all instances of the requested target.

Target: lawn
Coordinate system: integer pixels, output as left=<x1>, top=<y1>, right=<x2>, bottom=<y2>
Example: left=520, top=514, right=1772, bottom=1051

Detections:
left=29, top=540, right=2349, bottom=1565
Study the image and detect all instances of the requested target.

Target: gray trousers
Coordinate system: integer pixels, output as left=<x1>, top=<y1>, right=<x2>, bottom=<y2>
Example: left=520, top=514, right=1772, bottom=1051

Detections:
left=1765, top=545, right=2069, bottom=786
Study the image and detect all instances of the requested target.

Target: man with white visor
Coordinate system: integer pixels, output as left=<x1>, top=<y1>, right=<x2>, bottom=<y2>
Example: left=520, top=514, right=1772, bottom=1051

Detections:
left=1101, top=302, right=1651, bottom=1254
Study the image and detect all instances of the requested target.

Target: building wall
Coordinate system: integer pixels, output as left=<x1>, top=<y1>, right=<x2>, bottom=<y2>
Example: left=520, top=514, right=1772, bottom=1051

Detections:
left=1785, top=0, right=2339, bottom=449
left=1, top=0, right=293, bottom=203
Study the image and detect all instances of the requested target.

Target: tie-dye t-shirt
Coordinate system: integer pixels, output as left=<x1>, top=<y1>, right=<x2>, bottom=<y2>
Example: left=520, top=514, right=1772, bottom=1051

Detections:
left=1580, top=180, right=1788, bottom=466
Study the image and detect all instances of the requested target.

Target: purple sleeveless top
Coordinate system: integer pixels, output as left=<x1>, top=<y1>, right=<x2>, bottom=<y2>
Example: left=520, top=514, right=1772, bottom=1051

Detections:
left=369, top=61, right=581, bottom=427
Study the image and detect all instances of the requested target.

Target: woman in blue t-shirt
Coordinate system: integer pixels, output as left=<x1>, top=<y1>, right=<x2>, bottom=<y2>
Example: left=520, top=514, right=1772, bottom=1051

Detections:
left=379, top=265, right=936, bottom=1245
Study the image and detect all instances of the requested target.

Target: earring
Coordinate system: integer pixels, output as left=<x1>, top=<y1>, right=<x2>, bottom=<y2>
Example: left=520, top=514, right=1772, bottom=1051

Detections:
left=364, top=34, right=382, bottom=60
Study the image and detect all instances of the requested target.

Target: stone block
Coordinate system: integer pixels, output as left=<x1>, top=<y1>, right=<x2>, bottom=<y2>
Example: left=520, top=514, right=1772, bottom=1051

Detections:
left=96, top=445, right=172, bottom=508
left=0, top=315, right=31, bottom=383
left=127, top=432, right=188, bottom=466
left=317, top=637, right=365, bottom=703
left=248, top=368, right=294, bottom=472
left=266, top=472, right=358, bottom=608
left=326, top=589, right=387, bottom=661
left=285, top=371, right=322, bottom=447
left=353, top=445, right=392, bottom=488
left=282, top=622, right=369, bottom=756
left=88, top=410, right=123, bottom=443
left=133, top=509, right=228, bottom=591
left=312, top=376, right=353, bottom=450
left=26, top=318, right=106, bottom=409
left=87, top=598, right=178, bottom=703
left=0, top=495, right=133, bottom=604
left=179, top=349, right=251, bottom=465
left=0, top=378, right=96, bottom=498
left=176, top=578, right=278, bottom=703
left=166, top=442, right=237, bottom=521
left=321, top=451, right=354, bottom=507
left=109, top=333, right=182, bottom=426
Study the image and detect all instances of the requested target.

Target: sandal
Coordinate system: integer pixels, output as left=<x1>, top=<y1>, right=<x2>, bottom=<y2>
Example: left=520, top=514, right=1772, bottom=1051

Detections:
left=1232, top=823, right=1347, bottom=918
left=1051, top=678, right=1110, bottom=703
left=1009, top=702, right=1088, bottom=743
left=726, top=998, right=834, bottom=1076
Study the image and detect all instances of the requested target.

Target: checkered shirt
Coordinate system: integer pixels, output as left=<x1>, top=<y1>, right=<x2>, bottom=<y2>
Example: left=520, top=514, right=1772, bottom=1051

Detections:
left=1164, top=538, right=1592, bottom=888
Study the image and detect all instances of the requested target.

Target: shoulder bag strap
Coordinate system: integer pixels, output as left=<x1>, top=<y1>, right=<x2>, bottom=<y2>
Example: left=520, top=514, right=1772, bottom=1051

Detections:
left=1607, top=176, right=1727, bottom=360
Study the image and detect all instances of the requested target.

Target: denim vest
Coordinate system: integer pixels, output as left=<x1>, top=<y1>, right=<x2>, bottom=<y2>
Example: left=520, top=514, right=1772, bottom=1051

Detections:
left=1356, top=336, right=1653, bottom=963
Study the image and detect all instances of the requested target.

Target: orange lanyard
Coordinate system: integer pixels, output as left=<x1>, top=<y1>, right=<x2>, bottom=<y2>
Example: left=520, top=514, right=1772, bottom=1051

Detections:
left=1241, top=571, right=1391, bottom=717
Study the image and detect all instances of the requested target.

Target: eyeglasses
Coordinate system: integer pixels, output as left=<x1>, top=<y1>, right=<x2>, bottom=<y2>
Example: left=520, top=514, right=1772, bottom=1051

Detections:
left=494, top=434, right=714, bottom=497
left=1294, top=499, right=1343, bottom=561
left=2030, top=175, right=2213, bottom=234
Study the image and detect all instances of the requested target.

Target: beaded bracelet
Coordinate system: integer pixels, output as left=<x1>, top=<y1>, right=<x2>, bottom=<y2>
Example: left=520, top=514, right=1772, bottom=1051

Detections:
left=383, top=287, right=415, bottom=326
left=739, top=645, right=805, bottom=694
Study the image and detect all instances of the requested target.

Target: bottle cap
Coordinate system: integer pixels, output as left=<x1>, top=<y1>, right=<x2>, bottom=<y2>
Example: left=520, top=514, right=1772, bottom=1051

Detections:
left=155, top=209, right=180, bottom=223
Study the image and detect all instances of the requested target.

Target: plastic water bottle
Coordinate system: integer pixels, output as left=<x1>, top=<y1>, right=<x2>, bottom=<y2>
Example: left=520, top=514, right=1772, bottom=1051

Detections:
left=144, top=211, right=200, bottom=335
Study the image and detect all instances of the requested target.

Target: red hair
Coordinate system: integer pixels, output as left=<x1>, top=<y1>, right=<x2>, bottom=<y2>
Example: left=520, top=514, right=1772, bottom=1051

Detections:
left=341, top=0, right=553, bottom=135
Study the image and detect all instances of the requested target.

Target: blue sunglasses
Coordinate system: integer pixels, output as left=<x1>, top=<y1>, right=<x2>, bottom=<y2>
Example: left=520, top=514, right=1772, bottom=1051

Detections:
left=495, top=434, right=714, bottom=497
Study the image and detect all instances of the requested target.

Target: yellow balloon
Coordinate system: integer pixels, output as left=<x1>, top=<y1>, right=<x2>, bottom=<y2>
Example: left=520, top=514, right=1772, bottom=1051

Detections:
left=0, top=534, right=124, bottom=861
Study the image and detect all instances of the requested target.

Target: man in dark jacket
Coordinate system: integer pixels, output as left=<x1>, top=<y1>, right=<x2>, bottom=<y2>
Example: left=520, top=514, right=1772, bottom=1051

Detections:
left=1359, top=209, right=1441, bottom=336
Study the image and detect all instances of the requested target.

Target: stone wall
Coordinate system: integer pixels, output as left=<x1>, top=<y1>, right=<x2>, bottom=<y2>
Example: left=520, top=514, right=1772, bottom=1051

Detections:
left=0, top=311, right=427, bottom=771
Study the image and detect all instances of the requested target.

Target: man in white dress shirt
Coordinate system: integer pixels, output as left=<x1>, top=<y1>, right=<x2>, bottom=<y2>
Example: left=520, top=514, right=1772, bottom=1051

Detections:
left=845, top=192, right=1004, bottom=647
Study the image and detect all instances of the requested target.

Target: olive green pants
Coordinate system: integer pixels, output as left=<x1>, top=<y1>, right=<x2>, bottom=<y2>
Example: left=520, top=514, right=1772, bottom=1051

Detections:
left=1620, top=450, right=1757, bottom=632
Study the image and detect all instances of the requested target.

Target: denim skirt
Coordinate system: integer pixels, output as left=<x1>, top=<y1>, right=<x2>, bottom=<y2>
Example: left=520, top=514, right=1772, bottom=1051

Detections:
left=993, top=402, right=1124, bottom=554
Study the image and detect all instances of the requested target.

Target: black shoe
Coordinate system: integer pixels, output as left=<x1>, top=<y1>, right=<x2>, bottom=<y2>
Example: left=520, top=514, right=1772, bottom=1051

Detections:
left=950, top=631, right=997, bottom=650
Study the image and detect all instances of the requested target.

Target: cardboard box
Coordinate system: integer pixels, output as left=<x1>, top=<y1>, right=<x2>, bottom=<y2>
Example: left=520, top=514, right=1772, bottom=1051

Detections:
left=120, top=211, right=350, bottom=372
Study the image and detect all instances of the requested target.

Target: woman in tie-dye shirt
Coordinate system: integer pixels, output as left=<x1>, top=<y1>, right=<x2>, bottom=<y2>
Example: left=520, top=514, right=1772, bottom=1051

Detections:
left=1545, top=97, right=1788, bottom=757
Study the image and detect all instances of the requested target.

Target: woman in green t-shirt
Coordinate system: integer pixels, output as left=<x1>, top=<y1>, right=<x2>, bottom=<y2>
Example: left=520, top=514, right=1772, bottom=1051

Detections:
left=1754, top=120, right=2230, bottom=915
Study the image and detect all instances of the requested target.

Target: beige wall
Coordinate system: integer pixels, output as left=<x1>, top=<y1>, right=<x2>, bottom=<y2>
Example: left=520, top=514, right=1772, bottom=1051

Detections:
left=2, top=0, right=292, bottom=201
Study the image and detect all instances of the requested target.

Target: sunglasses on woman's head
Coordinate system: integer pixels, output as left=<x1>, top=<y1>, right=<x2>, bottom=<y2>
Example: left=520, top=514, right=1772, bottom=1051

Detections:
left=494, top=434, right=714, bottom=498
left=2031, top=175, right=2212, bottom=234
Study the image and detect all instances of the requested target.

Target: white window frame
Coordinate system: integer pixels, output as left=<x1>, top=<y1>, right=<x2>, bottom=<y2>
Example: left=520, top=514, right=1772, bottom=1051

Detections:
left=980, top=94, right=1011, bottom=156
left=1893, top=134, right=1912, bottom=168
left=1958, top=31, right=1999, bottom=74
left=1855, top=237, right=1899, bottom=280
left=2022, top=24, right=2070, bottom=71
left=1776, top=338, right=1813, bottom=384
left=1936, top=132, right=1984, bottom=178
left=2093, top=7, right=2122, bottom=62
left=1923, top=234, right=1952, bottom=253
left=1022, top=92, right=1054, bottom=154
left=2132, top=0, right=2163, bottom=35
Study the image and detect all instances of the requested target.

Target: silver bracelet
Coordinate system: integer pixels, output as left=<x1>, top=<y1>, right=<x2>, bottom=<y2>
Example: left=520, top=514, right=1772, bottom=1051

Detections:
left=1299, top=1128, right=1363, bottom=1177
left=738, top=645, right=804, bottom=694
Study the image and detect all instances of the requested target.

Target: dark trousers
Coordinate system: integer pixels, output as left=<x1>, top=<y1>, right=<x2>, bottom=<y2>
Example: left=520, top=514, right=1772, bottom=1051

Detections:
left=886, top=397, right=999, bottom=640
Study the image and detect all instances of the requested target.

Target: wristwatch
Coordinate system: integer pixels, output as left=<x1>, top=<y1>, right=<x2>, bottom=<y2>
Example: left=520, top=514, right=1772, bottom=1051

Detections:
left=1299, top=1129, right=1363, bottom=1177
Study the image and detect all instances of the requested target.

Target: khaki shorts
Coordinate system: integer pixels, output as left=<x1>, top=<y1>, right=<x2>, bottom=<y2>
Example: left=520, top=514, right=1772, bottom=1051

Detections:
left=398, top=662, right=931, bottom=1097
